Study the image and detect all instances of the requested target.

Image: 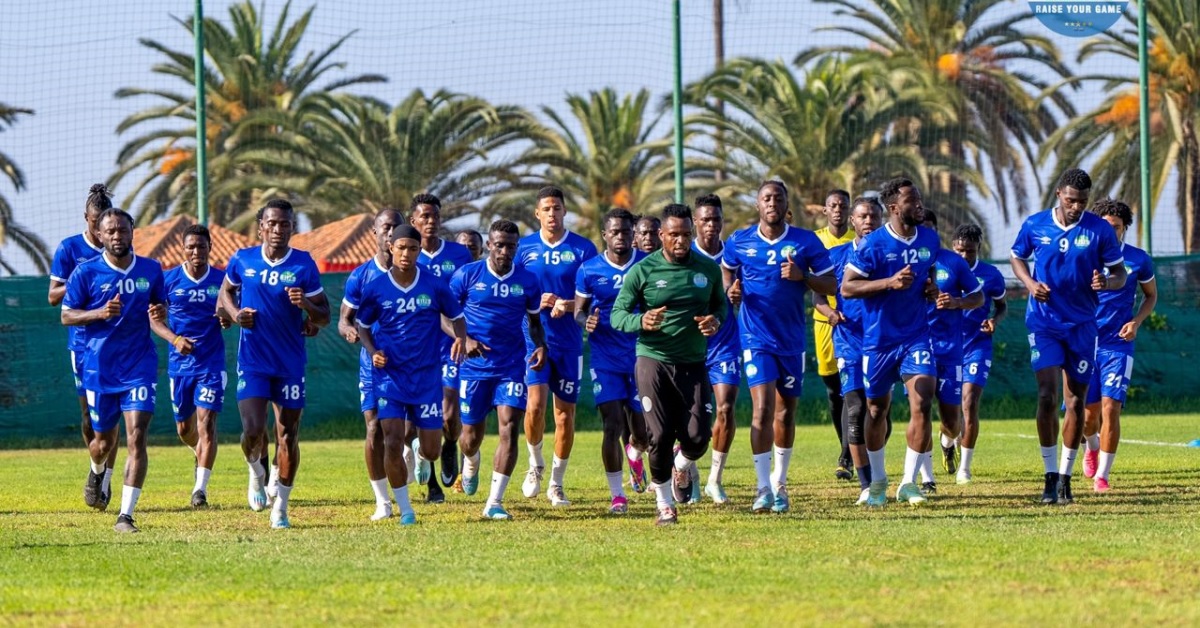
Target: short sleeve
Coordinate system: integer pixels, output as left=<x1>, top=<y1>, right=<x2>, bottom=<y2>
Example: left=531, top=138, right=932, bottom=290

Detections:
left=302, top=259, right=323, bottom=298
left=63, top=266, right=89, bottom=310
left=343, top=268, right=364, bottom=309
left=803, top=234, right=835, bottom=275
left=150, top=266, right=167, bottom=304
left=575, top=265, right=592, bottom=298
left=50, top=242, right=72, bottom=283
left=525, top=275, right=541, bottom=314
left=985, top=269, right=1006, bottom=300
left=579, top=238, right=598, bottom=265
left=954, top=256, right=981, bottom=296
left=437, top=279, right=464, bottom=320
left=1011, top=220, right=1034, bottom=261
left=721, top=235, right=740, bottom=270
left=225, top=253, right=244, bottom=286
left=449, top=267, right=467, bottom=304
left=847, top=242, right=875, bottom=278
left=1097, top=221, right=1124, bottom=267
left=1139, top=254, right=1156, bottom=284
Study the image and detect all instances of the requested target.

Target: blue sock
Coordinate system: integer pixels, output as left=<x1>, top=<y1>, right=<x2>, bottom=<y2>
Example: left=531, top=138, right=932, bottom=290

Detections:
left=856, top=465, right=871, bottom=490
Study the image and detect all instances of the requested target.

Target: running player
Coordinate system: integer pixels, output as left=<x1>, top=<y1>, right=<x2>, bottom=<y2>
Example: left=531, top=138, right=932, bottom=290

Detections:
left=49, top=184, right=116, bottom=509
left=450, top=220, right=547, bottom=520
left=842, top=177, right=941, bottom=506
left=692, top=194, right=740, bottom=504
left=952, top=224, right=1007, bottom=484
left=574, top=208, right=650, bottom=514
left=150, top=224, right=229, bottom=508
left=517, top=186, right=597, bottom=506
left=1010, top=168, right=1125, bottom=504
left=814, top=197, right=883, bottom=504
left=812, top=189, right=856, bottom=480
left=338, top=208, right=402, bottom=519
left=219, top=199, right=331, bottom=528
left=1081, top=198, right=1156, bottom=493
left=722, top=181, right=836, bottom=513
left=635, top=215, right=662, bottom=253
left=456, top=230, right=484, bottom=261
left=411, top=194, right=475, bottom=500
left=62, top=208, right=167, bottom=532
left=355, top=225, right=468, bottom=525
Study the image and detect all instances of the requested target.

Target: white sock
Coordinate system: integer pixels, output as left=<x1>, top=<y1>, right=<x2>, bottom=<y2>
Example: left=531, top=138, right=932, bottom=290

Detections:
left=119, top=485, right=141, bottom=517
left=267, top=465, right=279, bottom=493
left=752, top=452, right=771, bottom=490
left=940, top=433, right=956, bottom=449
left=403, top=445, right=415, bottom=484
left=626, top=443, right=644, bottom=462
left=918, top=451, right=934, bottom=484
left=194, top=467, right=212, bottom=494
left=1085, top=434, right=1100, bottom=451
left=652, top=481, right=674, bottom=508
left=868, top=448, right=887, bottom=484
left=1040, top=446, right=1057, bottom=474
left=487, top=473, right=511, bottom=506
left=392, top=484, right=413, bottom=516
left=102, top=468, right=114, bottom=495
left=903, top=447, right=922, bottom=485
left=90, top=459, right=105, bottom=474
left=273, top=483, right=292, bottom=513
left=708, top=450, right=727, bottom=486
left=369, top=478, right=390, bottom=506
left=1097, top=451, right=1116, bottom=480
left=674, top=449, right=691, bottom=471
left=550, top=456, right=568, bottom=487
left=463, top=451, right=481, bottom=478
left=770, top=446, right=793, bottom=488
left=959, top=447, right=975, bottom=476
left=1058, top=446, right=1078, bottom=476
left=248, top=458, right=266, bottom=488
left=606, top=471, right=625, bottom=498
left=528, top=441, right=545, bottom=469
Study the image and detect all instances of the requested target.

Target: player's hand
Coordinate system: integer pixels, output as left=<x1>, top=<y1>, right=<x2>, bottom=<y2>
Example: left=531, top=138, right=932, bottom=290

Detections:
left=889, top=265, right=915, bottom=291
left=466, top=338, right=490, bottom=359
left=1118, top=320, right=1139, bottom=342
left=694, top=314, right=719, bottom=337
left=102, top=293, right=122, bottom=320
left=642, top=306, right=668, bottom=331
left=585, top=307, right=601, bottom=333
left=936, top=292, right=959, bottom=310
left=528, top=346, right=547, bottom=371
left=341, top=326, right=359, bottom=343
left=540, top=293, right=558, bottom=310
left=301, top=319, right=320, bottom=337
left=980, top=318, right=996, bottom=335
left=1030, top=282, right=1051, bottom=302
left=1092, top=270, right=1107, bottom=291
left=148, top=302, right=166, bottom=323
left=827, top=310, right=846, bottom=326
left=780, top=260, right=805, bottom=282
left=923, top=278, right=939, bottom=301
left=371, top=350, right=387, bottom=368
left=726, top=279, right=743, bottom=308
left=172, top=335, right=195, bottom=356
left=550, top=298, right=572, bottom=319
left=450, top=337, right=467, bottom=363
left=236, top=307, right=256, bottom=329
left=215, top=310, right=233, bottom=330
left=287, top=287, right=305, bottom=307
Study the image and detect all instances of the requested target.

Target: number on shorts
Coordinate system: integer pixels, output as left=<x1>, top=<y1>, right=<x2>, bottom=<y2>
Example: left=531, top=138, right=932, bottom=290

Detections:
left=911, top=350, right=932, bottom=365
left=505, top=382, right=524, bottom=397
left=1077, top=360, right=1089, bottom=375
left=782, top=375, right=796, bottom=389
left=420, top=403, right=440, bottom=419
left=967, top=363, right=978, bottom=375
left=128, top=386, right=149, bottom=402
left=559, top=379, right=575, bottom=395
left=282, top=384, right=302, bottom=400
left=1104, top=372, right=1121, bottom=387
left=198, top=387, right=217, bottom=403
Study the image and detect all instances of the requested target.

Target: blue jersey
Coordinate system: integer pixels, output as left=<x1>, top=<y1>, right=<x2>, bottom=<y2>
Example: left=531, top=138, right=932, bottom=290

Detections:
left=926, top=249, right=981, bottom=364
left=847, top=224, right=941, bottom=353
left=575, top=249, right=647, bottom=373
left=342, top=258, right=391, bottom=375
left=355, top=268, right=464, bottom=396
left=1011, top=208, right=1123, bottom=332
left=62, top=254, right=166, bottom=393
left=51, top=233, right=105, bottom=352
left=517, top=231, right=598, bottom=352
left=828, top=241, right=865, bottom=358
left=225, top=246, right=324, bottom=379
left=450, top=259, right=541, bottom=380
left=962, top=260, right=1007, bottom=356
left=417, top=240, right=475, bottom=358
left=722, top=225, right=834, bottom=356
left=1096, top=243, right=1155, bottom=354
left=163, top=265, right=226, bottom=376
left=692, top=242, right=740, bottom=361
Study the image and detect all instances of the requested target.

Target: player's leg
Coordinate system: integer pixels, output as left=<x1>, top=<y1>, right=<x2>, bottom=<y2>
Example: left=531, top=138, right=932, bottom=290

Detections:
left=816, top=322, right=849, bottom=478
left=76, top=351, right=117, bottom=507
left=635, top=356, right=680, bottom=526
left=958, top=355, right=990, bottom=483
left=769, top=353, right=804, bottom=513
left=379, top=414, right=414, bottom=525
left=360, top=377, right=390, bottom=519
left=268, top=377, right=306, bottom=528
left=706, top=380, right=737, bottom=504
left=114, top=404, right=154, bottom=533
left=625, top=376, right=650, bottom=492
left=457, top=379, right=489, bottom=498
left=1028, top=327, right=1070, bottom=503
left=676, top=362, right=713, bottom=511
left=1093, top=353, right=1130, bottom=492
left=598, top=400, right=628, bottom=513
left=237, top=377, right=271, bottom=512
left=521, top=376, right=549, bottom=498
left=170, top=375, right=200, bottom=502
left=745, top=350, right=780, bottom=512
left=440, top=361, right=462, bottom=488
left=863, top=391, right=892, bottom=508
left=894, top=341, right=936, bottom=504
left=485, top=380, right=526, bottom=520
left=544, top=355, right=581, bottom=505
left=191, top=407, right=218, bottom=508
left=934, top=365, right=963, bottom=488
left=82, top=390, right=121, bottom=511
left=410, top=392, right=445, bottom=504
left=1056, top=327, right=1097, bottom=505
left=1081, top=360, right=1103, bottom=480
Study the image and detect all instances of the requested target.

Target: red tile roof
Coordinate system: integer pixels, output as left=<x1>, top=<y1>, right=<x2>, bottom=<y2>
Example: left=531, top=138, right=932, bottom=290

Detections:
left=133, top=215, right=255, bottom=270
left=289, top=213, right=376, bottom=273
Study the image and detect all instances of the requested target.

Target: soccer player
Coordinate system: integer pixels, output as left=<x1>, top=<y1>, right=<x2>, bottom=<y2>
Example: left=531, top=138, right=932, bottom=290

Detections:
left=149, top=224, right=230, bottom=508
left=692, top=194, right=740, bottom=504
left=1010, top=168, right=1125, bottom=504
left=456, top=230, right=484, bottom=261
left=1081, top=198, right=1156, bottom=493
left=952, top=224, right=1007, bottom=484
left=219, top=199, right=331, bottom=528
left=814, top=197, right=883, bottom=504
left=812, top=189, right=856, bottom=480
left=49, top=184, right=116, bottom=509
left=574, top=208, right=649, bottom=514
left=611, top=204, right=725, bottom=526
left=411, top=195, right=476, bottom=499
left=722, top=181, right=836, bottom=513
left=355, top=224, right=468, bottom=526
left=635, top=215, right=662, bottom=253
left=842, top=177, right=941, bottom=506
left=516, top=186, right=597, bottom=506
left=338, top=208, right=402, bottom=519
left=62, top=208, right=167, bottom=532
left=450, top=220, right=547, bottom=520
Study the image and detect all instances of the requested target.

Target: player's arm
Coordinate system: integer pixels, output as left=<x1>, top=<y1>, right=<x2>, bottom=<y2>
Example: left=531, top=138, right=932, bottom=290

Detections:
left=293, top=290, right=331, bottom=327
left=61, top=296, right=120, bottom=326
left=812, top=288, right=838, bottom=321
left=48, top=279, right=67, bottom=307
left=842, top=264, right=913, bottom=298
left=1120, top=276, right=1157, bottom=342
left=337, top=301, right=359, bottom=343
left=217, top=276, right=251, bottom=327
left=148, top=307, right=193, bottom=355
left=805, top=271, right=837, bottom=296
left=1009, top=256, right=1049, bottom=302
left=574, top=294, right=596, bottom=331
left=1098, top=261, right=1128, bottom=291
left=941, top=289, right=984, bottom=311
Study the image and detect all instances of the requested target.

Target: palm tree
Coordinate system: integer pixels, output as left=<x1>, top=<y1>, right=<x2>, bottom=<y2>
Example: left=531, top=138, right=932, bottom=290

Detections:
left=799, top=0, right=1075, bottom=228
left=108, top=0, right=384, bottom=230
left=0, top=103, right=50, bottom=275
left=1042, top=0, right=1200, bottom=252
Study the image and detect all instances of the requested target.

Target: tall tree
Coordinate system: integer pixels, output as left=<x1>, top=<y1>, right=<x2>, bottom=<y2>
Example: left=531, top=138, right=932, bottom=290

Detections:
left=0, top=103, right=50, bottom=275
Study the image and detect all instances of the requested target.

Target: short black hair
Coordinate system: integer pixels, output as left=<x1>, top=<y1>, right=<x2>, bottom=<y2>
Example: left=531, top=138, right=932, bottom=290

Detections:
left=636, top=215, right=661, bottom=228
left=97, top=208, right=134, bottom=229
left=410, top=194, right=441, bottom=212
left=182, top=224, right=211, bottom=245
left=603, top=208, right=636, bottom=227
left=851, top=196, right=883, bottom=216
left=1092, top=197, right=1133, bottom=227
left=376, top=207, right=404, bottom=223
left=694, top=193, right=723, bottom=210
left=457, top=229, right=483, bottom=244
left=826, top=189, right=851, bottom=203
left=1056, top=168, right=1092, bottom=192
left=661, top=204, right=692, bottom=221
left=923, top=208, right=938, bottom=227
left=953, top=223, right=984, bottom=244
left=86, top=183, right=113, bottom=215
left=537, top=186, right=565, bottom=201
left=758, top=180, right=788, bottom=197
left=257, top=199, right=294, bottom=222
left=488, top=219, right=520, bottom=236
left=879, top=178, right=915, bottom=206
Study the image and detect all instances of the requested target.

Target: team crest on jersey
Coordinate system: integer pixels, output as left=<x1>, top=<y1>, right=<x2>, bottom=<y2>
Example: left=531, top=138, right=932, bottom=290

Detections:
left=560, top=250, right=577, bottom=263
left=510, top=284, right=525, bottom=296
left=279, top=271, right=297, bottom=285
left=135, top=278, right=150, bottom=292
left=206, top=285, right=220, bottom=298
left=936, top=268, right=950, bottom=282
left=416, top=294, right=432, bottom=308
left=245, top=268, right=257, bottom=277
left=1073, top=234, right=1091, bottom=249
left=440, top=260, right=456, bottom=273
left=917, top=247, right=932, bottom=262
left=780, top=245, right=797, bottom=261
left=693, top=273, right=708, bottom=288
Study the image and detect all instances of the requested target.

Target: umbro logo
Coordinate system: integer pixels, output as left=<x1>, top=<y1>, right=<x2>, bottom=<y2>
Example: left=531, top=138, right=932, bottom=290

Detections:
left=885, top=253, right=897, bottom=261
left=654, top=280, right=668, bottom=289
left=473, top=282, right=488, bottom=291
left=743, top=249, right=757, bottom=257
left=245, top=269, right=257, bottom=277
left=1038, top=236, right=1052, bottom=245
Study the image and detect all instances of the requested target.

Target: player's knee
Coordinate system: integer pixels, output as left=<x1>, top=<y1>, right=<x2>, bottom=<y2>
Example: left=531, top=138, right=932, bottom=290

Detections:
left=419, top=440, right=440, bottom=462
left=715, top=400, right=735, bottom=423
left=383, top=428, right=405, bottom=453
left=845, top=393, right=866, bottom=445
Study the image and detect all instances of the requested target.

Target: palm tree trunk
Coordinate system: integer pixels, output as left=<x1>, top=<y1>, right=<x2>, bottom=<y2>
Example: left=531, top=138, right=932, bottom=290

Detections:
left=713, top=0, right=726, bottom=182
left=1184, top=116, right=1200, bottom=254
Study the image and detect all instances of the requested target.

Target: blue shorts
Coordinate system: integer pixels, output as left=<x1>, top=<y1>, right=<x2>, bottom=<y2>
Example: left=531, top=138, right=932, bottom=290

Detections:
left=170, top=372, right=227, bottom=422
left=441, top=358, right=459, bottom=391
left=863, top=336, right=936, bottom=399
left=707, top=354, right=741, bottom=387
left=1028, top=323, right=1097, bottom=384
left=358, top=365, right=377, bottom=413
left=86, top=384, right=156, bottom=433
left=1087, top=349, right=1134, bottom=405
left=237, top=371, right=306, bottom=409
left=742, top=349, right=804, bottom=397
left=837, top=355, right=865, bottom=394
left=526, top=350, right=582, bottom=404
left=70, top=350, right=86, bottom=397
left=935, top=362, right=963, bottom=406
left=962, top=348, right=992, bottom=387
left=591, top=368, right=639, bottom=409
left=459, top=377, right=527, bottom=426
left=378, top=386, right=444, bottom=430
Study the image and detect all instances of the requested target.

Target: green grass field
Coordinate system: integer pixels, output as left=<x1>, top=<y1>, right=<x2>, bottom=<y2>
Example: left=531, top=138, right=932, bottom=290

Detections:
left=3, top=414, right=1199, bottom=625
